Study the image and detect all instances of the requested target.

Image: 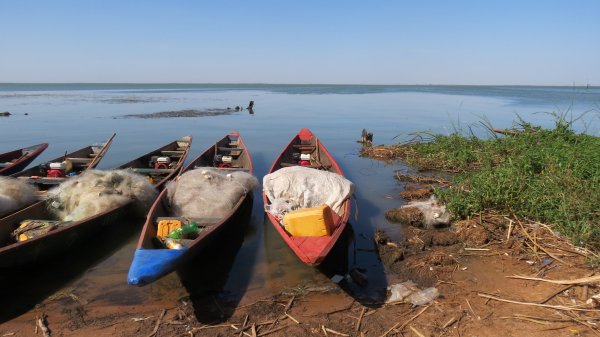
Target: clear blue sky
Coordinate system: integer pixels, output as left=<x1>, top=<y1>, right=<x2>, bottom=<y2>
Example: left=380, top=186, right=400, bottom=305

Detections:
left=1, top=1, right=598, bottom=85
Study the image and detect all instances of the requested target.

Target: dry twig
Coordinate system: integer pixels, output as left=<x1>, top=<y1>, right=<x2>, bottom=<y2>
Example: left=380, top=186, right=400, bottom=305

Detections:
left=507, top=274, right=600, bottom=285
left=379, top=304, right=431, bottom=337
left=147, top=309, right=167, bottom=337
left=478, top=293, right=598, bottom=312
left=356, top=307, right=366, bottom=332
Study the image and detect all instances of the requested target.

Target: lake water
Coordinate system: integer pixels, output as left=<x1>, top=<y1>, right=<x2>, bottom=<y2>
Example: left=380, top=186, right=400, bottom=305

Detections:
left=1, top=84, right=599, bottom=321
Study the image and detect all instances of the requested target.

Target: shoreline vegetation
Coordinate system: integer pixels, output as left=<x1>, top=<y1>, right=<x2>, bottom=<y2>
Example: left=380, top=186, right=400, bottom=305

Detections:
left=362, top=114, right=600, bottom=252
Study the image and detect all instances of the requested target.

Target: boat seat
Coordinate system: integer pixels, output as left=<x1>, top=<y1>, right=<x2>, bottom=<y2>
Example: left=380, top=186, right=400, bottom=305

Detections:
left=214, top=167, right=250, bottom=171
left=21, top=176, right=66, bottom=185
left=67, top=157, right=93, bottom=164
left=131, top=168, right=175, bottom=174
left=88, top=153, right=98, bottom=158
left=187, top=217, right=221, bottom=226
left=218, top=147, right=244, bottom=152
left=161, top=150, right=185, bottom=158
left=280, top=162, right=332, bottom=169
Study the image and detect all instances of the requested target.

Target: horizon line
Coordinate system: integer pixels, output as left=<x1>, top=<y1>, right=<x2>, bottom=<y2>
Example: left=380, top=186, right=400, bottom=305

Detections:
left=0, top=82, right=597, bottom=88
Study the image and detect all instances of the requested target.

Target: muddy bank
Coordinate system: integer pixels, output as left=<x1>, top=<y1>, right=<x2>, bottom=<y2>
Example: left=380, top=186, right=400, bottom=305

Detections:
left=124, top=108, right=240, bottom=119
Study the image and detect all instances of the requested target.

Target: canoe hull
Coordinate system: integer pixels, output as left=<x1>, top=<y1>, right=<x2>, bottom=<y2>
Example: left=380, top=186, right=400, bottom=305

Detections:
left=0, top=136, right=191, bottom=270
left=0, top=143, right=48, bottom=176
left=128, top=131, right=254, bottom=286
left=0, top=201, right=133, bottom=269
left=262, top=128, right=351, bottom=266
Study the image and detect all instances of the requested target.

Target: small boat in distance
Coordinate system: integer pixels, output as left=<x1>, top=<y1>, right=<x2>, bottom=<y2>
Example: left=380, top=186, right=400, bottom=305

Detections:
left=128, top=131, right=254, bottom=286
left=0, top=143, right=49, bottom=176
left=11, top=133, right=117, bottom=192
left=263, top=128, right=352, bottom=266
left=0, top=136, right=192, bottom=269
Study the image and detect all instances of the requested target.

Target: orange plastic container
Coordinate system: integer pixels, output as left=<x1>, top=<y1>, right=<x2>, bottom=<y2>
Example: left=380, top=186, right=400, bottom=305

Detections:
left=283, top=204, right=334, bottom=237
left=156, top=219, right=182, bottom=239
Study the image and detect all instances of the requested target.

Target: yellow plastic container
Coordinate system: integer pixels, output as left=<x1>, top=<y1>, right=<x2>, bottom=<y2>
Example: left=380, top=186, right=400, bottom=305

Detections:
left=283, top=204, right=334, bottom=237
left=157, top=219, right=182, bottom=239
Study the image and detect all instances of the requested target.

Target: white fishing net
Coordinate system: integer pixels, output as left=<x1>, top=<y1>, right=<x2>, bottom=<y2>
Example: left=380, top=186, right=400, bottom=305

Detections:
left=47, top=169, right=158, bottom=221
left=0, top=176, right=38, bottom=217
left=262, top=166, right=355, bottom=215
left=167, top=168, right=258, bottom=219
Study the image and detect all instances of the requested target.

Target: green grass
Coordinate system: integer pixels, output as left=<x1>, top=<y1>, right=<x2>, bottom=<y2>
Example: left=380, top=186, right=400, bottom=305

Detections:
left=398, top=116, right=600, bottom=249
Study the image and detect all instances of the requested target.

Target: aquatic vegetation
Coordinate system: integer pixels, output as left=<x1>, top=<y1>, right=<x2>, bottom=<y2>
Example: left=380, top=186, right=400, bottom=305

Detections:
left=396, top=114, right=600, bottom=249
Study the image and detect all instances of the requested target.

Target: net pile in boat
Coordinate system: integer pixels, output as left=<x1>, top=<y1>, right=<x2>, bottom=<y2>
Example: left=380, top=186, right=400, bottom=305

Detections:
left=47, top=169, right=158, bottom=221
left=167, top=168, right=258, bottom=219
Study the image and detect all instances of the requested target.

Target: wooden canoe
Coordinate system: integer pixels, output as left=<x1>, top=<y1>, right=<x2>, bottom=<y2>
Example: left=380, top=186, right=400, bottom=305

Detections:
left=263, top=128, right=351, bottom=266
left=116, top=135, right=192, bottom=190
left=11, top=133, right=117, bottom=191
left=0, top=143, right=49, bottom=176
left=0, top=136, right=192, bottom=269
left=128, top=131, right=253, bottom=286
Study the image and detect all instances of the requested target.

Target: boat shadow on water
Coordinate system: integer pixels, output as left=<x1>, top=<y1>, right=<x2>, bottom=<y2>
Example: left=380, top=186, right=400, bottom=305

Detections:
left=176, top=195, right=256, bottom=324
left=0, top=214, right=143, bottom=323
left=262, top=198, right=388, bottom=308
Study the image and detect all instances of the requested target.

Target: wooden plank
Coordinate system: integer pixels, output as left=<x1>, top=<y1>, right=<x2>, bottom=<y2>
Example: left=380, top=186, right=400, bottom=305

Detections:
left=218, top=147, right=244, bottom=152
left=130, top=168, right=175, bottom=174
left=161, top=150, right=185, bottom=156
left=24, top=177, right=66, bottom=184
left=67, top=157, right=93, bottom=163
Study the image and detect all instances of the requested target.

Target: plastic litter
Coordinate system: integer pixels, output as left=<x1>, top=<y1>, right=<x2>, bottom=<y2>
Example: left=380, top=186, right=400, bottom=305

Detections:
left=265, top=198, right=291, bottom=219
left=331, top=274, right=345, bottom=283
left=386, top=280, right=439, bottom=305
left=402, top=196, right=451, bottom=228
left=407, top=287, right=440, bottom=306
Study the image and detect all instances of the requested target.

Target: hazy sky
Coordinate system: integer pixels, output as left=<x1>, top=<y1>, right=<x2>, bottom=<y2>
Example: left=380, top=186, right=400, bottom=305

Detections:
left=1, top=1, right=598, bottom=85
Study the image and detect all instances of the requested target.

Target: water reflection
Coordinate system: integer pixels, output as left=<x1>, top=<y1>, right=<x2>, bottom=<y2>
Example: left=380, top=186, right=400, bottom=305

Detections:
left=177, top=195, right=255, bottom=323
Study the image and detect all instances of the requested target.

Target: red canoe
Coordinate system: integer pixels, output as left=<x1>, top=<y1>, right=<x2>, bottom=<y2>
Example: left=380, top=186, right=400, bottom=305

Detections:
left=263, top=128, right=352, bottom=266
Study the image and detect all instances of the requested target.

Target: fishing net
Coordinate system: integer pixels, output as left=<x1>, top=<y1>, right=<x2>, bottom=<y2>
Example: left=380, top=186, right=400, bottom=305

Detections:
left=47, top=169, right=158, bottom=221
left=167, top=168, right=258, bottom=219
left=0, top=176, right=38, bottom=217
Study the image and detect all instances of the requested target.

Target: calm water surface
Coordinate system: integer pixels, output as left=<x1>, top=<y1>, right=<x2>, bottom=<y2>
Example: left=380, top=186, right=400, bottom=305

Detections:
left=1, top=84, right=599, bottom=320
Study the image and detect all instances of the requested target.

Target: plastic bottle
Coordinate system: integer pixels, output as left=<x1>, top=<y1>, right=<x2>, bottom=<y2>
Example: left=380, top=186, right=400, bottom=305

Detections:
left=167, top=222, right=198, bottom=239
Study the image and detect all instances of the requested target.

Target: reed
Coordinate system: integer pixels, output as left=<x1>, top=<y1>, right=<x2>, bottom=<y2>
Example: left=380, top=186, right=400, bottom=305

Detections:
left=396, top=113, right=600, bottom=249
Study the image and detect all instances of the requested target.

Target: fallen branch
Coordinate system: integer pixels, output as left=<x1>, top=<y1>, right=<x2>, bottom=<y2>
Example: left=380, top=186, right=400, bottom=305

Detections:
left=516, top=220, right=569, bottom=265
left=507, top=274, right=600, bottom=285
left=477, top=293, right=598, bottom=312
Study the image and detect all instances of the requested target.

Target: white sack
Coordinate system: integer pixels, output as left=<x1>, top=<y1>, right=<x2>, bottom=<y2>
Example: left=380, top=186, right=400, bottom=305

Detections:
left=0, top=176, right=38, bottom=217
left=262, top=166, right=355, bottom=215
left=167, top=168, right=258, bottom=219
left=47, top=169, right=158, bottom=221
